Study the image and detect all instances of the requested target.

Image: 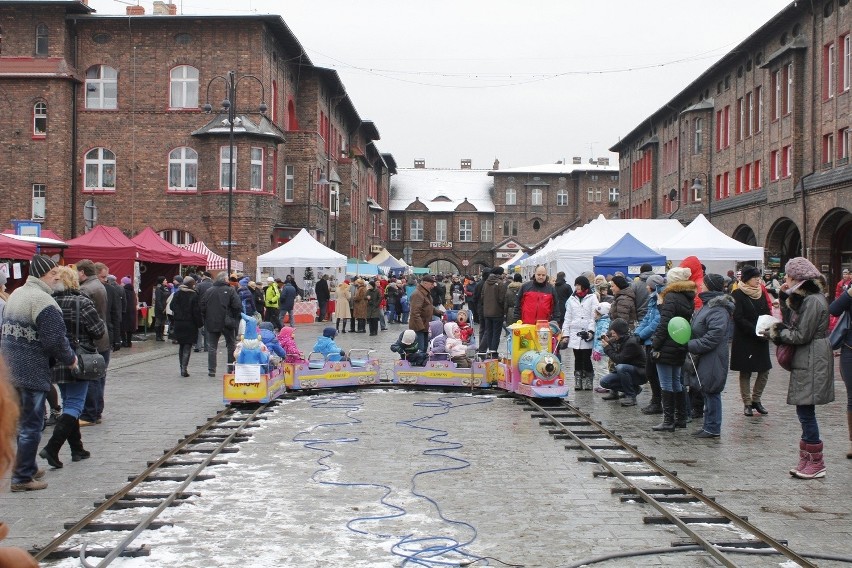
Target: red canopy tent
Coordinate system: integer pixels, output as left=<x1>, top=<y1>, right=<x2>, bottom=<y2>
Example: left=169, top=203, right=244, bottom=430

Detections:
left=131, top=227, right=207, bottom=267
left=64, top=225, right=137, bottom=281
left=0, top=233, right=37, bottom=260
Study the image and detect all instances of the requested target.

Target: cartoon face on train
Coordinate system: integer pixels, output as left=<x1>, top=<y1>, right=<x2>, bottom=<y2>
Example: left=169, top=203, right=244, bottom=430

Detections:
left=517, top=350, right=562, bottom=385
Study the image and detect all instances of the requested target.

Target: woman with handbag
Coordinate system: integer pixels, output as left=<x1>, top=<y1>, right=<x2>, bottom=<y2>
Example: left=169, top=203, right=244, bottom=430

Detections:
left=170, top=276, right=203, bottom=377
left=769, top=257, right=834, bottom=479
left=828, top=275, right=852, bottom=459
left=731, top=265, right=773, bottom=416
left=39, top=266, right=106, bottom=468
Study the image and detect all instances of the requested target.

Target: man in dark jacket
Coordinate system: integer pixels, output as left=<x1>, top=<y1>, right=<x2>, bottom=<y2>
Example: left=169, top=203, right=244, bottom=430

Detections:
left=432, top=274, right=447, bottom=308
left=153, top=276, right=169, bottom=341
left=200, top=272, right=242, bottom=377
left=631, top=263, right=654, bottom=320
left=78, top=259, right=111, bottom=426
left=481, top=266, right=508, bottom=356
left=100, top=269, right=124, bottom=352
left=315, top=275, right=331, bottom=322
left=195, top=272, right=213, bottom=352
left=280, top=279, right=297, bottom=328
left=599, top=318, right=647, bottom=406
left=553, top=271, right=572, bottom=327
left=474, top=268, right=491, bottom=351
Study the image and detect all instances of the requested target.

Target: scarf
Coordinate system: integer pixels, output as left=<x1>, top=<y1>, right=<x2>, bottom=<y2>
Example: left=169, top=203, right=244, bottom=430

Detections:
left=575, top=289, right=588, bottom=299
left=738, top=280, right=763, bottom=300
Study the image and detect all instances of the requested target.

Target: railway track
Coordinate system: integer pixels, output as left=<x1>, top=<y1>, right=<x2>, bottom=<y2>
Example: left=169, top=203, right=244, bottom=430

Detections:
left=32, top=403, right=274, bottom=567
left=524, top=397, right=821, bottom=568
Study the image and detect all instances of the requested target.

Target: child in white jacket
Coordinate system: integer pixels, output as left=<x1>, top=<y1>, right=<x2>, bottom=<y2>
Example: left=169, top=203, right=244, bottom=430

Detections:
left=445, top=322, right=471, bottom=368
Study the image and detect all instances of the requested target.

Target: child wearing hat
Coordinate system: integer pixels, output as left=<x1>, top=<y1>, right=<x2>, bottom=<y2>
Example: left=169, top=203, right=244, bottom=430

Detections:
left=313, top=327, right=346, bottom=362
left=390, top=328, right=427, bottom=366
left=591, top=302, right=612, bottom=392
left=277, top=326, right=303, bottom=363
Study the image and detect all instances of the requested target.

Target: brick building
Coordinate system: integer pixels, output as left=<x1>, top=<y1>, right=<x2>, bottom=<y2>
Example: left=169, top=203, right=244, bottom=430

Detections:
left=611, top=0, right=852, bottom=291
left=0, top=0, right=391, bottom=273
left=387, top=158, right=619, bottom=273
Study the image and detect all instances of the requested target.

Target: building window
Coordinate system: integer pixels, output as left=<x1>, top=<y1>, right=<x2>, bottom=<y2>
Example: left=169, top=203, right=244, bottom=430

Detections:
left=587, top=188, right=594, bottom=202
left=85, top=65, right=118, bottom=109
left=250, top=147, right=264, bottom=190
left=502, top=220, right=518, bottom=237
left=841, top=128, right=851, bottom=161
left=772, top=69, right=781, bottom=120
left=823, top=133, right=835, bottom=165
left=390, top=218, right=402, bottom=241
left=824, top=42, right=836, bottom=100
left=505, top=187, right=516, bottom=205
left=169, top=65, right=199, bottom=109
left=844, top=34, right=851, bottom=92
left=754, top=86, right=763, bottom=133
left=481, top=219, right=492, bottom=242
left=753, top=160, right=762, bottom=189
left=158, top=229, right=195, bottom=245
left=770, top=150, right=780, bottom=181
left=784, top=63, right=793, bottom=115
left=33, top=102, right=47, bottom=137
left=219, top=146, right=236, bottom=189
left=35, top=23, right=48, bottom=56
left=735, top=167, right=742, bottom=194
left=694, top=117, right=703, bottom=153
left=284, top=165, right=294, bottom=201
left=168, top=147, right=198, bottom=191
left=609, top=187, right=619, bottom=202
left=459, top=219, right=472, bottom=241
left=736, top=97, right=744, bottom=141
left=556, top=188, right=568, bottom=206
left=435, top=219, right=447, bottom=242
left=594, top=188, right=602, bottom=202
left=744, top=163, right=752, bottom=192
left=783, top=145, right=792, bottom=177
left=410, top=219, right=424, bottom=241
left=84, top=148, right=116, bottom=191
left=531, top=187, right=542, bottom=205
left=32, top=184, right=45, bottom=220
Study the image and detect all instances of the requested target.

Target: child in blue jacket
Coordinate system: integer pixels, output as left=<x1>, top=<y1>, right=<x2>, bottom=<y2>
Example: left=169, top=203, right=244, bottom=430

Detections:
left=313, top=327, right=346, bottom=361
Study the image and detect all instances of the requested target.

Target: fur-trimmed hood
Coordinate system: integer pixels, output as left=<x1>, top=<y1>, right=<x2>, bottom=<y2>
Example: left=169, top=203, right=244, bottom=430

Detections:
left=699, top=291, right=735, bottom=314
left=785, top=278, right=824, bottom=312
left=659, top=279, right=697, bottom=302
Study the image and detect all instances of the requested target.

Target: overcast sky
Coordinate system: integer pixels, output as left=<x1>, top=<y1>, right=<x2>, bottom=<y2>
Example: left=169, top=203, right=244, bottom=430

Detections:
left=88, top=0, right=792, bottom=170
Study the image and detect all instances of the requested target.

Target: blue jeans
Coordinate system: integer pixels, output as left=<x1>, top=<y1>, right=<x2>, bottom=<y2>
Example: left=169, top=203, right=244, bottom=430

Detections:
left=196, top=326, right=208, bottom=351
left=702, top=391, right=722, bottom=435
left=600, top=364, right=644, bottom=396
left=401, top=311, right=409, bottom=324
left=81, top=349, right=111, bottom=422
left=796, top=405, right=821, bottom=443
left=386, top=306, right=397, bottom=323
left=279, top=309, right=294, bottom=328
left=12, top=388, right=46, bottom=484
left=58, top=381, right=89, bottom=418
left=655, top=362, right=684, bottom=393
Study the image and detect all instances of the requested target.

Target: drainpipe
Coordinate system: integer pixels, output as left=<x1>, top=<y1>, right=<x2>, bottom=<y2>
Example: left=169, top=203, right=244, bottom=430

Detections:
left=70, top=20, right=79, bottom=237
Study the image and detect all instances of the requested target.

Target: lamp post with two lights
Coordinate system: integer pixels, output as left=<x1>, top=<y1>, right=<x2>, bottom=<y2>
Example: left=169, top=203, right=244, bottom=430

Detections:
left=690, top=172, right=712, bottom=222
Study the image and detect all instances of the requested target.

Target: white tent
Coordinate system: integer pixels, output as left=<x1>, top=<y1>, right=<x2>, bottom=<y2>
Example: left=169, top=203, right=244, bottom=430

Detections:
left=658, top=214, right=764, bottom=274
left=256, top=229, right=347, bottom=291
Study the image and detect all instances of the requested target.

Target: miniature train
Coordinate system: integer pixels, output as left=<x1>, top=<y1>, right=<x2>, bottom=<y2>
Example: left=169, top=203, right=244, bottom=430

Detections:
left=223, top=320, right=566, bottom=404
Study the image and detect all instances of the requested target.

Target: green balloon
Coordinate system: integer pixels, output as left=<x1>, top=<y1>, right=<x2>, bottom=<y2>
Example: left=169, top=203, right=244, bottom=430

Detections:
left=668, top=316, right=691, bottom=345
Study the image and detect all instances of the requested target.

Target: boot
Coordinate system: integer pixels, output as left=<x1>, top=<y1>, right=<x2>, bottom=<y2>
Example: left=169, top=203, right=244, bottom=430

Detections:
left=847, top=412, right=852, bottom=459
left=349, top=318, right=355, bottom=333
left=793, top=442, right=826, bottom=479
left=574, top=371, right=582, bottom=391
left=790, top=439, right=808, bottom=475
left=652, top=391, right=675, bottom=432
left=641, top=372, right=662, bottom=414
left=65, top=415, right=90, bottom=462
left=39, top=414, right=73, bottom=468
left=674, top=391, right=689, bottom=428
left=336, top=318, right=345, bottom=334
left=583, top=370, right=594, bottom=391
left=179, top=345, right=191, bottom=377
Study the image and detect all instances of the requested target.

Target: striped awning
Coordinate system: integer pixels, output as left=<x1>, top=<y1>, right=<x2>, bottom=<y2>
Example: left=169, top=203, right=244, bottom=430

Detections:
left=180, top=241, right=244, bottom=272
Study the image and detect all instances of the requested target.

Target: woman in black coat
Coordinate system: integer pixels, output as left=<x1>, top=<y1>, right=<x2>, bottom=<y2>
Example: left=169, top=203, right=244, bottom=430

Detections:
left=730, top=265, right=772, bottom=416
left=170, top=276, right=203, bottom=377
left=121, top=277, right=137, bottom=347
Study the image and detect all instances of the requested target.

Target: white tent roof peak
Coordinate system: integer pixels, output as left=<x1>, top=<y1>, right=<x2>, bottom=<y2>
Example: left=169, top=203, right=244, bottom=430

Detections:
left=658, top=214, right=764, bottom=262
left=256, top=229, right=346, bottom=268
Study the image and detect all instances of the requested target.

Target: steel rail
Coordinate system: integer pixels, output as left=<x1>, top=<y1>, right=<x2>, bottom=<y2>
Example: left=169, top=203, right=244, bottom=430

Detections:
left=528, top=399, right=816, bottom=568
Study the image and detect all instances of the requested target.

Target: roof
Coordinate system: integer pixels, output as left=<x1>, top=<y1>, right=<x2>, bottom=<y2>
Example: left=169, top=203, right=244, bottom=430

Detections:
left=191, top=114, right=285, bottom=143
left=390, top=168, right=495, bottom=213
left=489, top=162, right=617, bottom=176
left=2, top=1, right=93, bottom=14
left=0, top=57, right=81, bottom=80
left=132, top=227, right=207, bottom=266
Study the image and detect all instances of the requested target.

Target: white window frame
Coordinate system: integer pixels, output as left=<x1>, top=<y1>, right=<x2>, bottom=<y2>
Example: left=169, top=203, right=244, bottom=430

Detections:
left=84, top=147, right=116, bottom=191
left=829, top=43, right=837, bottom=98
left=773, top=70, right=782, bottom=119
left=458, top=219, right=472, bottom=242
left=480, top=219, right=492, bottom=242
left=755, top=86, right=763, bottom=133
left=842, top=128, right=851, bottom=160
left=587, top=188, right=594, bottom=202
left=32, top=183, right=45, bottom=220
left=595, top=188, right=602, bottom=202
left=85, top=65, right=118, bottom=110
left=502, top=220, right=517, bottom=237
left=824, top=134, right=835, bottom=164
left=390, top=218, right=402, bottom=241
left=33, top=102, right=47, bottom=136
left=531, top=187, right=542, bottom=206
left=435, top=219, right=447, bottom=242
left=694, top=117, right=703, bottom=153
left=284, top=165, right=295, bottom=201
left=410, top=218, right=424, bottom=241
left=556, top=188, right=568, bottom=206
left=784, top=145, right=792, bottom=177
left=169, top=65, right=199, bottom=109
left=168, top=147, right=198, bottom=191
left=845, top=35, right=852, bottom=91
left=505, top=187, right=516, bottom=205
left=250, top=147, right=264, bottom=190
left=219, top=146, right=236, bottom=190
left=786, top=63, right=793, bottom=114
left=609, top=187, right=619, bottom=202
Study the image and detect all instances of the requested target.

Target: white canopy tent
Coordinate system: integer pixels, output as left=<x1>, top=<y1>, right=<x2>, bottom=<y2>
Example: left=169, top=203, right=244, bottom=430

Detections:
left=657, top=214, right=764, bottom=274
left=256, top=229, right=347, bottom=291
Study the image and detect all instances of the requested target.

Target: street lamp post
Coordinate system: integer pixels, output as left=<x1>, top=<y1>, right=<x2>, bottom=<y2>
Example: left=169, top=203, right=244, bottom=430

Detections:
left=690, top=173, right=712, bottom=222
left=203, top=71, right=267, bottom=273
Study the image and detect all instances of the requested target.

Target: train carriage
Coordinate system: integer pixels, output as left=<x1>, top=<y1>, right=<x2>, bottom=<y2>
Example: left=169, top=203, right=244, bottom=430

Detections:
left=284, top=348, right=381, bottom=391
left=392, top=355, right=499, bottom=388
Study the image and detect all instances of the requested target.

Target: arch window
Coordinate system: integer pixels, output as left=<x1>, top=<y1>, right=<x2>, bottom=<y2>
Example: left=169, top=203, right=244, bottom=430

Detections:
left=169, top=65, right=199, bottom=109
left=505, top=187, right=517, bottom=205
left=158, top=229, right=195, bottom=246
left=168, top=147, right=198, bottom=191
left=84, top=148, right=116, bottom=191
left=33, top=102, right=47, bottom=137
left=86, top=65, right=118, bottom=109
left=531, top=187, right=543, bottom=206
left=35, top=23, right=48, bottom=56
left=556, top=188, right=568, bottom=206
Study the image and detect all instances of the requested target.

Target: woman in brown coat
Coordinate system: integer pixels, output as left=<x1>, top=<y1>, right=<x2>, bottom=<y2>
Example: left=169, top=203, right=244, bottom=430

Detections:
left=352, top=279, right=368, bottom=333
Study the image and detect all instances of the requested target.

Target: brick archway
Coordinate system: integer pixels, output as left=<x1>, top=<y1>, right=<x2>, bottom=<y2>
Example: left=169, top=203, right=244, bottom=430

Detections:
left=811, top=207, right=852, bottom=292
left=732, top=223, right=758, bottom=246
left=765, top=217, right=802, bottom=272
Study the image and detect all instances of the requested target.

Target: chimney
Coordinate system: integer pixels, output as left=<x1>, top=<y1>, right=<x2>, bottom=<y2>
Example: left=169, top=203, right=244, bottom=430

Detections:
left=414, top=159, right=425, bottom=169
left=460, top=158, right=472, bottom=170
left=126, top=5, right=145, bottom=15
left=492, top=158, right=500, bottom=170
left=597, top=157, right=610, bottom=166
left=153, top=1, right=177, bottom=14
left=572, top=157, right=582, bottom=164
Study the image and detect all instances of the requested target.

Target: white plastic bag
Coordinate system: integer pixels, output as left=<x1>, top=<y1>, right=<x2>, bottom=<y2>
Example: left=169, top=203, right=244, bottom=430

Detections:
left=755, top=314, right=782, bottom=337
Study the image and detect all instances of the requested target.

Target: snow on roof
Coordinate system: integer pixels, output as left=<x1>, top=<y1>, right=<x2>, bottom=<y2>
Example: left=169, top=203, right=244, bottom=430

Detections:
left=491, top=162, right=618, bottom=175
left=390, top=168, right=495, bottom=213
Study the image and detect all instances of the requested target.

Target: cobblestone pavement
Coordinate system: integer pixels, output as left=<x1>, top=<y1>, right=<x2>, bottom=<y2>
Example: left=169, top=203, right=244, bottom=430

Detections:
left=2, top=319, right=849, bottom=566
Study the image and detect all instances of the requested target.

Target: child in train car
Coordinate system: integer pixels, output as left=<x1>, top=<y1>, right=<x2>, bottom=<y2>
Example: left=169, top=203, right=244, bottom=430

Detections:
left=313, top=327, right=347, bottom=362
left=277, top=326, right=303, bottom=363
left=428, top=319, right=447, bottom=358
left=455, top=309, right=475, bottom=345
left=390, top=329, right=428, bottom=366
left=445, top=322, right=472, bottom=368
left=258, top=322, right=286, bottom=365
left=591, top=302, right=612, bottom=393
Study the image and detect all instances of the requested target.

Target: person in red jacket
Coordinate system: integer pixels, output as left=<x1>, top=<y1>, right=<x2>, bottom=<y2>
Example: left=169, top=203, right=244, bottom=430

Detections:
left=513, top=265, right=560, bottom=324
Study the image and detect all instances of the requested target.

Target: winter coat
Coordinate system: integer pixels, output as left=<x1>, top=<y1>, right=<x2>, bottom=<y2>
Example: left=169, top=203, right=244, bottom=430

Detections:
left=352, top=282, right=368, bottom=319
left=200, top=280, right=241, bottom=333
left=312, top=335, right=345, bottom=361
left=154, top=283, right=169, bottom=321
left=603, top=333, right=646, bottom=370
left=238, top=285, right=256, bottom=316
left=81, top=277, right=110, bottom=353
left=122, top=284, right=138, bottom=334
left=51, top=289, right=106, bottom=384
left=391, top=331, right=423, bottom=360
left=251, top=287, right=265, bottom=318
left=561, top=291, right=599, bottom=350
left=366, top=285, right=382, bottom=319
left=409, top=283, right=439, bottom=333
left=610, top=286, right=637, bottom=326
left=280, top=283, right=297, bottom=311
left=730, top=287, right=772, bottom=372
left=504, top=281, right=522, bottom=325
left=592, top=315, right=611, bottom=355
left=514, top=279, right=559, bottom=324
left=686, top=291, right=735, bottom=394
left=631, top=271, right=653, bottom=320
left=680, top=256, right=704, bottom=310
left=651, top=280, right=696, bottom=366
left=264, top=283, right=280, bottom=308
left=828, top=288, right=852, bottom=349
left=481, top=274, right=507, bottom=318
left=170, top=286, right=203, bottom=345
left=335, top=283, right=352, bottom=319
left=772, top=281, right=834, bottom=406
left=428, top=319, right=446, bottom=354
left=105, top=281, right=124, bottom=346
left=277, top=327, right=303, bottom=363
left=553, top=277, right=572, bottom=325
left=260, top=328, right=286, bottom=358
left=634, top=291, right=660, bottom=346
left=444, top=322, right=466, bottom=358
left=315, top=277, right=330, bottom=302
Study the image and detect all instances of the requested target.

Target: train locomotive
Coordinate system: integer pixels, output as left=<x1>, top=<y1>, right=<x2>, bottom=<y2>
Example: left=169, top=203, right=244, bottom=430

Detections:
left=499, top=320, right=568, bottom=398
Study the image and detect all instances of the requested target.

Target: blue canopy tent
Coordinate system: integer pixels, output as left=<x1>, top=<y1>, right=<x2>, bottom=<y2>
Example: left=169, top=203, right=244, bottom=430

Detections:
left=377, top=255, right=406, bottom=278
left=346, top=261, right=380, bottom=276
left=592, top=233, right=666, bottom=277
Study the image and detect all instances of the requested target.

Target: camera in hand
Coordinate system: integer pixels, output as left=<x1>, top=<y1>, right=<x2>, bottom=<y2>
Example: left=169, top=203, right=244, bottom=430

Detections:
left=576, top=331, right=592, bottom=341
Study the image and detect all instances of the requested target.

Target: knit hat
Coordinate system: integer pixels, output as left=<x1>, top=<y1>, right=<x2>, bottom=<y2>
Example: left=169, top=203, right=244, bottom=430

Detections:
left=610, top=318, right=629, bottom=336
left=703, top=273, right=725, bottom=292
left=240, top=313, right=258, bottom=340
left=740, top=265, right=761, bottom=282
left=611, top=275, right=629, bottom=291
left=238, top=277, right=248, bottom=287
left=30, top=254, right=57, bottom=278
left=646, top=274, right=665, bottom=290
left=666, top=267, right=691, bottom=283
left=401, top=329, right=416, bottom=345
left=107, top=274, right=117, bottom=282
left=323, top=327, right=337, bottom=338
left=491, top=266, right=504, bottom=276
left=183, top=276, right=196, bottom=286
left=121, top=276, right=132, bottom=285
left=784, top=257, right=821, bottom=282
left=640, top=263, right=653, bottom=273
left=574, top=275, right=591, bottom=290
left=595, top=302, right=611, bottom=316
